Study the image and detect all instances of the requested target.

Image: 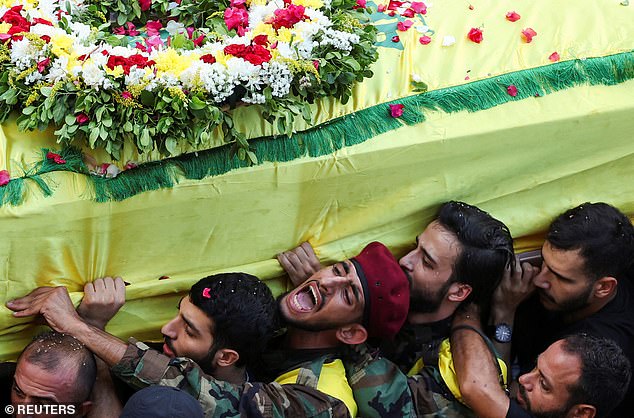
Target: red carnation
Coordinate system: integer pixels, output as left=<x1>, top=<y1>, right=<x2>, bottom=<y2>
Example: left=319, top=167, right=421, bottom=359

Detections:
left=271, top=4, right=305, bottom=30
left=139, top=0, right=151, bottom=11
left=107, top=54, right=155, bottom=75
left=200, top=54, right=216, bottom=64
left=224, top=44, right=271, bottom=66
left=46, top=151, right=67, bottom=164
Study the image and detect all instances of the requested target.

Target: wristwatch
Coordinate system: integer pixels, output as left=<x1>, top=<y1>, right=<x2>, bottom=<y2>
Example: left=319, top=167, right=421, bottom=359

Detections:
left=489, top=323, right=513, bottom=343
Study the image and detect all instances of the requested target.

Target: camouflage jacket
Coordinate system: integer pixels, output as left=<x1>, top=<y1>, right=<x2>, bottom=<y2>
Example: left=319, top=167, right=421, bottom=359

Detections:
left=345, top=344, right=476, bottom=418
left=112, top=339, right=351, bottom=418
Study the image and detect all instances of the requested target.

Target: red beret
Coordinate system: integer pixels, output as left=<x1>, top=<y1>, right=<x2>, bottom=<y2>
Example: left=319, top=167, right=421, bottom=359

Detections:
left=351, top=242, right=410, bottom=339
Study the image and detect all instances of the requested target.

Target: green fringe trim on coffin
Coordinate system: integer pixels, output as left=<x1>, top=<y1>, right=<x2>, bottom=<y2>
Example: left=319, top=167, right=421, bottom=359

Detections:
left=1, top=50, right=633, bottom=205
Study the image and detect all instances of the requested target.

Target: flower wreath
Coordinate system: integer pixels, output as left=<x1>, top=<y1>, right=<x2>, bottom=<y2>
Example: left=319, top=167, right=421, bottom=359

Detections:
left=0, top=0, right=378, bottom=162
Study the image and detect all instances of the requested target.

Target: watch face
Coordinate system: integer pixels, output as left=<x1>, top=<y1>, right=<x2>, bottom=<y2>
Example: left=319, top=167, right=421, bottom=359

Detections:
left=495, top=324, right=512, bottom=343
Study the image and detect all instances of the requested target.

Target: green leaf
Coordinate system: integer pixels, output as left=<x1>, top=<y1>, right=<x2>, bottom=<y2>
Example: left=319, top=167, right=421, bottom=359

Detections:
left=140, top=90, right=155, bottom=107
left=140, top=129, right=151, bottom=147
left=40, top=87, right=52, bottom=97
left=65, top=114, right=76, bottom=124
left=190, top=96, right=207, bottom=110
left=165, top=137, right=178, bottom=154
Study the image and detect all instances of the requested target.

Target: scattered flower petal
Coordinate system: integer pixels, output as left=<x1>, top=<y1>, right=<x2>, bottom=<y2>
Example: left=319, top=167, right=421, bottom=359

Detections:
left=354, top=0, right=367, bottom=8
left=202, top=287, right=212, bottom=298
left=76, top=113, right=89, bottom=124
left=389, top=103, right=404, bottom=118
left=465, top=75, right=470, bottom=80
left=0, top=170, right=10, bottom=186
left=442, top=35, right=456, bottom=46
left=468, top=4, right=474, bottom=10
left=548, top=52, right=560, bottom=62
left=411, top=73, right=422, bottom=82
left=397, top=20, right=414, bottom=31
left=506, top=11, right=520, bottom=22
left=378, top=4, right=387, bottom=12
left=521, top=27, right=537, bottom=43
left=414, top=24, right=429, bottom=33
left=411, top=1, right=427, bottom=14
left=402, top=8, right=415, bottom=18
left=419, top=35, right=431, bottom=44
left=391, top=35, right=400, bottom=42
left=507, top=85, right=518, bottom=97
left=467, top=27, right=483, bottom=43
left=46, top=151, right=66, bottom=164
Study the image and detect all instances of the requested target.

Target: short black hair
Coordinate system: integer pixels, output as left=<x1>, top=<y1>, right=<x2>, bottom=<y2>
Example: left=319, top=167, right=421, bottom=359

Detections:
left=562, top=334, right=631, bottom=418
left=20, top=331, right=97, bottom=403
left=547, top=202, right=634, bottom=283
left=189, top=273, right=278, bottom=368
left=437, top=201, right=514, bottom=307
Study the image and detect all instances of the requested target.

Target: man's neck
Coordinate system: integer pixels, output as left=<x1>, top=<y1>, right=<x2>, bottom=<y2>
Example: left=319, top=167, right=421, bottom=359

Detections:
left=407, top=305, right=455, bottom=325
left=213, top=365, right=248, bottom=385
left=564, top=289, right=617, bottom=324
left=285, top=328, right=340, bottom=350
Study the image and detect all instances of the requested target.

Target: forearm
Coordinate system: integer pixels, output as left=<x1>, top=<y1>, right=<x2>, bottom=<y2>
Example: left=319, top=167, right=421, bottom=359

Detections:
left=66, top=319, right=128, bottom=366
left=451, top=322, right=510, bottom=418
left=489, top=306, right=516, bottom=372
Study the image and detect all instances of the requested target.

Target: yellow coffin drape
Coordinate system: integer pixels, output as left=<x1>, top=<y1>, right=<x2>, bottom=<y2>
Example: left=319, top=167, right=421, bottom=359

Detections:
left=1, top=0, right=634, bottom=359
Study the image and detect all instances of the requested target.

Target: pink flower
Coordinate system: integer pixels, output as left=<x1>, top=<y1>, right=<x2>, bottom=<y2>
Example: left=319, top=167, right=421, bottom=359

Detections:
left=145, top=35, right=164, bottom=51
left=139, top=0, right=151, bottom=11
left=387, top=1, right=403, bottom=11
left=125, top=161, right=138, bottom=170
left=354, top=0, right=366, bottom=8
left=467, top=27, right=483, bottom=43
left=76, top=113, right=89, bottom=125
left=0, top=169, right=10, bottom=186
left=122, top=91, right=133, bottom=100
left=312, top=59, right=319, bottom=70
left=401, top=8, right=414, bottom=18
left=419, top=35, right=431, bottom=45
left=224, top=7, right=249, bottom=35
left=230, top=0, right=246, bottom=6
left=46, top=151, right=66, bottom=164
left=410, top=1, right=426, bottom=14
left=37, top=57, right=50, bottom=73
left=389, top=103, right=404, bottom=117
left=507, top=85, right=518, bottom=97
left=548, top=52, right=560, bottom=62
left=397, top=19, right=413, bottom=31
left=506, top=11, right=520, bottom=22
left=145, top=20, right=162, bottom=37
left=378, top=4, right=386, bottom=12
left=521, top=28, right=537, bottom=43
left=202, top=287, right=212, bottom=299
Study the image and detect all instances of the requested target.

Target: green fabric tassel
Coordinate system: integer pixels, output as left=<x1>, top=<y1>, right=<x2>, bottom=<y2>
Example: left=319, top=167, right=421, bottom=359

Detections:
left=1, top=50, right=633, bottom=206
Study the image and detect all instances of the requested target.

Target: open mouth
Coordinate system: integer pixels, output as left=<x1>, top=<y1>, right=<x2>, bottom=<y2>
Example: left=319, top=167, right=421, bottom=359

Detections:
left=289, top=281, right=322, bottom=313
left=163, top=340, right=176, bottom=357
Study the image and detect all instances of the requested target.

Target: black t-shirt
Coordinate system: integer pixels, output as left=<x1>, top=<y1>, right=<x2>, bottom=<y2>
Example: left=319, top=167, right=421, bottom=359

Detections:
left=1, top=362, right=16, bottom=418
left=506, top=399, right=535, bottom=418
left=514, top=279, right=634, bottom=417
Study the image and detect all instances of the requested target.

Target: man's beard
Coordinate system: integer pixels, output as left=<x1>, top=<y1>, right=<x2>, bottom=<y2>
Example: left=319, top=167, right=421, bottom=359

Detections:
left=276, top=292, right=340, bottom=332
left=540, top=282, right=593, bottom=314
left=519, top=384, right=571, bottom=418
left=408, top=277, right=454, bottom=314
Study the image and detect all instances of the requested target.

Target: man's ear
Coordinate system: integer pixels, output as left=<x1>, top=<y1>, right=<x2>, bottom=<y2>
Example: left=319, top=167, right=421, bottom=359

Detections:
left=77, top=400, right=92, bottom=417
left=213, top=348, right=240, bottom=368
left=593, top=277, right=617, bottom=299
left=447, top=283, right=472, bottom=303
left=566, top=403, right=596, bottom=418
left=335, top=323, right=368, bottom=345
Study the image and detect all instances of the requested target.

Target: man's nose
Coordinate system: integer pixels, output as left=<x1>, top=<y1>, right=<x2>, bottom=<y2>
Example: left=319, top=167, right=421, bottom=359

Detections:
left=518, top=371, right=535, bottom=391
left=533, top=269, right=551, bottom=289
left=160, top=317, right=178, bottom=338
left=399, top=250, right=416, bottom=271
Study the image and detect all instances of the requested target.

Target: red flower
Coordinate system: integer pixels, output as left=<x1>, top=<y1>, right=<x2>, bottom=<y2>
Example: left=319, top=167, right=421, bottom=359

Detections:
left=312, top=60, right=319, bottom=70
left=253, top=34, right=269, bottom=45
left=192, top=34, right=205, bottom=46
left=354, top=0, right=366, bottom=9
left=224, top=7, right=249, bottom=35
left=76, top=113, right=89, bottom=125
left=145, top=20, right=162, bottom=37
left=410, top=2, right=427, bottom=14
left=1, top=6, right=30, bottom=41
left=397, top=20, right=413, bottom=31
left=200, top=54, right=216, bottom=64
left=467, top=27, right=483, bottom=43
left=389, top=104, right=404, bottom=118
left=391, top=35, right=400, bottom=42
left=0, top=169, right=9, bottom=186
left=419, top=35, right=431, bottom=45
left=37, top=57, right=50, bottom=73
left=521, top=28, right=537, bottom=43
left=224, top=44, right=271, bottom=65
left=139, top=0, right=151, bottom=12
left=40, top=35, right=51, bottom=43
left=46, top=151, right=66, bottom=164
left=32, top=18, right=53, bottom=26
left=271, top=4, right=305, bottom=30
left=548, top=51, right=560, bottom=62
left=121, top=91, right=133, bottom=100
left=107, top=54, right=155, bottom=75
left=505, top=11, right=520, bottom=22
left=507, top=85, right=518, bottom=97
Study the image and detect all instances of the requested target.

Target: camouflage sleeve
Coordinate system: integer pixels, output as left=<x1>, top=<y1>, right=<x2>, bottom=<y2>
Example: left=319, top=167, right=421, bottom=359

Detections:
left=344, top=344, right=474, bottom=418
left=344, top=344, right=416, bottom=418
left=111, top=339, right=350, bottom=418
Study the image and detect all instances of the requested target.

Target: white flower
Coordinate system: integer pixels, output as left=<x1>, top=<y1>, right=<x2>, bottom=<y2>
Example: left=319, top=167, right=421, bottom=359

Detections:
left=442, top=35, right=456, bottom=46
left=81, top=61, right=113, bottom=90
left=411, top=73, right=422, bottom=82
left=319, top=28, right=359, bottom=52
left=165, top=20, right=186, bottom=35
left=46, top=56, right=70, bottom=83
left=68, top=21, right=92, bottom=43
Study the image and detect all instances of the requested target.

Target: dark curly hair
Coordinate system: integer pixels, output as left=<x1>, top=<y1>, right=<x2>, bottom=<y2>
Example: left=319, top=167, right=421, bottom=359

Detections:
left=189, top=273, right=278, bottom=368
